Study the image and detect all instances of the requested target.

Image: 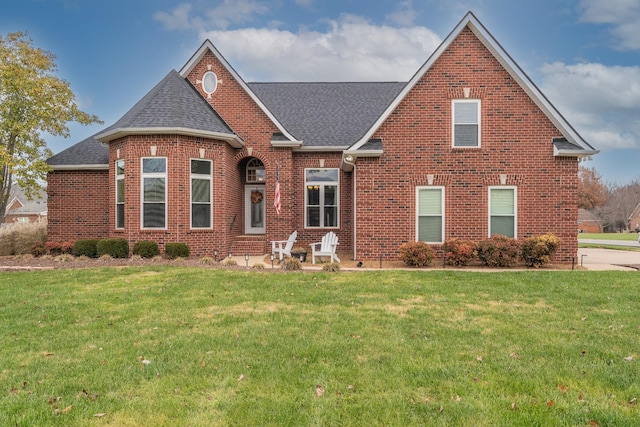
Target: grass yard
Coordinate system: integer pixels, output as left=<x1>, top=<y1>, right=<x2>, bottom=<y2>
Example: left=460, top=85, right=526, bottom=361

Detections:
left=579, top=233, right=639, bottom=241
left=1, top=267, right=639, bottom=426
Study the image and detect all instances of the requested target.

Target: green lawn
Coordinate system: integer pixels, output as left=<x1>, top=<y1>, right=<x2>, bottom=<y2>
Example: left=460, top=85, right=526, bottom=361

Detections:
left=579, top=232, right=638, bottom=241
left=1, top=267, right=639, bottom=426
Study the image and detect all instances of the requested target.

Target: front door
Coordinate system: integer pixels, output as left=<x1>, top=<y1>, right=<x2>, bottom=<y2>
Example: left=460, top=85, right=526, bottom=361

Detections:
left=245, top=185, right=266, bottom=234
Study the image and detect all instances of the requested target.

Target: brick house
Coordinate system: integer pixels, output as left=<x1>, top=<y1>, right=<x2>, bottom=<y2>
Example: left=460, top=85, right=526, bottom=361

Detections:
left=629, top=203, right=640, bottom=232
left=2, top=184, right=47, bottom=227
left=46, top=12, right=597, bottom=262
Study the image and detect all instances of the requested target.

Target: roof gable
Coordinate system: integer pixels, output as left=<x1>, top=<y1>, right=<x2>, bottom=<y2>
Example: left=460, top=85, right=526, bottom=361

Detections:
left=95, top=70, right=242, bottom=147
left=179, top=40, right=300, bottom=144
left=347, top=11, right=598, bottom=157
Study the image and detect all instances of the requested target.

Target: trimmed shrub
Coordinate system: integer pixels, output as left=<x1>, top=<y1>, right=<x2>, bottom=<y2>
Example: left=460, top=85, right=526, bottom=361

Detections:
left=477, top=235, right=520, bottom=267
left=72, top=239, right=99, bottom=258
left=200, top=256, right=215, bottom=265
left=322, top=262, right=341, bottom=272
left=223, top=258, right=237, bottom=266
left=31, top=241, right=47, bottom=257
left=133, top=240, right=160, bottom=259
left=165, top=243, right=190, bottom=259
left=97, top=238, right=129, bottom=259
left=399, top=241, right=434, bottom=267
left=442, top=238, right=477, bottom=266
left=46, top=241, right=73, bottom=256
left=281, top=257, right=302, bottom=271
left=252, top=263, right=265, bottom=270
left=521, top=233, right=561, bottom=268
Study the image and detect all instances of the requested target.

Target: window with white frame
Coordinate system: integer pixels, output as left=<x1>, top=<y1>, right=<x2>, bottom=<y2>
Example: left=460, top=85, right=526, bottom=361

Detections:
left=141, top=157, right=167, bottom=229
left=191, top=159, right=212, bottom=228
left=453, top=99, right=480, bottom=147
left=116, top=160, right=125, bottom=229
left=305, top=168, right=339, bottom=228
left=246, top=158, right=265, bottom=183
left=489, top=187, right=517, bottom=238
left=416, top=187, right=444, bottom=243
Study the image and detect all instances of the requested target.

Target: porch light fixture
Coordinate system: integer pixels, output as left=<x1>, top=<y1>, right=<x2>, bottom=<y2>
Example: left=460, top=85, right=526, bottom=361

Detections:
left=244, top=254, right=250, bottom=267
left=344, top=154, right=354, bottom=163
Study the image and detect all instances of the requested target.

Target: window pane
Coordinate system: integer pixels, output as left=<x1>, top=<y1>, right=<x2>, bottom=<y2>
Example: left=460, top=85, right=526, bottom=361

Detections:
left=454, top=124, right=478, bottom=147
left=325, top=206, right=337, bottom=227
left=307, top=206, right=320, bottom=227
left=116, top=160, right=124, bottom=175
left=306, top=169, right=339, bottom=182
left=191, top=179, right=210, bottom=203
left=418, top=189, right=442, bottom=215
left=143, top=158, right=166, bottom=173
left=191, top=160, right=211, bottom=175
left=116, top=179, right=124, bottom=203
left=143, top=203, right=165, bottom=228
left=491, top=217, right=514, bottom=238
left=324, top=185, right=337, bottom=206
left=307, top=186, right=320, bottom=206
left=455, top=102, right=478, bottom=123
left=418, top=217, right=442, bottom=242
left=491, top=189, right=514, bottom=215
left=116, top=204, right=124, bottom=228
left=144, top=178, right=165, bottom=202
left=192, top=204, right=211, bottom=228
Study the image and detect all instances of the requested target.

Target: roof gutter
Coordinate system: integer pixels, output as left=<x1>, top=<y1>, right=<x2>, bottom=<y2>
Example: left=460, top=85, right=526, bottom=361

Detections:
left=49, top=164, right=109, bottom=171
left=95, top=127, right=245, bottom=148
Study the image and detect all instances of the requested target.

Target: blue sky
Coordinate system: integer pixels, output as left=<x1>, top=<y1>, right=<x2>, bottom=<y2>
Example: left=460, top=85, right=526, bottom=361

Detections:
left=2, top=0, right=639, bottom=184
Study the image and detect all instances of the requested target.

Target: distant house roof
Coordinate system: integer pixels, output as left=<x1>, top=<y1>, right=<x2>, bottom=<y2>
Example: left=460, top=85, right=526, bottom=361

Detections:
left=6, top=184, right=47, bottom=216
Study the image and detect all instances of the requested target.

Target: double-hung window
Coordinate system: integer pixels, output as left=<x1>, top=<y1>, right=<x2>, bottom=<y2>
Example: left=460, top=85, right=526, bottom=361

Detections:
left=489, top=187, right=517, bottom=238
left=115, top=160, right=125, bottom=229
left=416, top=187, right=444, bottom=243
left=305, top=168, right=339, bottom=228
left=141, top=157, right=167, bottom=229
left=453, top=99, right=480, bottom=147
left=191, top=159, right=212, bottom=228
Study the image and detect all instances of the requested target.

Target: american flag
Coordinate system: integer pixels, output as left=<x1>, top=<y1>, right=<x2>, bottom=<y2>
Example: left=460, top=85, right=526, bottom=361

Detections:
left=274, top=161, right=281, bottom=215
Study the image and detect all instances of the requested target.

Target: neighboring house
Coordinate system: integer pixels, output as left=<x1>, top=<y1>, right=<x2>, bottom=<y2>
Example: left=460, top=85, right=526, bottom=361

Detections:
left=578, top=208, right=602, bottom=233
left=629, top=203, right=640, bottom=232
left=2, top=184, right=47, bottom=226
left=46, top=12, right=598, bottom=263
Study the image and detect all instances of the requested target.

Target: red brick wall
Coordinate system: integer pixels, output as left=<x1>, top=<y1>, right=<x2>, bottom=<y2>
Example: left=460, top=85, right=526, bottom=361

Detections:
left=354, top=27, right=579, bottom=262
left=47, top=170, right=110, bottom=241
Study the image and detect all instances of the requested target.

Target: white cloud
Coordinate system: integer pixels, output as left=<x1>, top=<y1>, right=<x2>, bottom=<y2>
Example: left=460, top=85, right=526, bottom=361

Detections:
left=540, top=61, right=640, bottom=150
left=579, top=0, right=640, bottom=50
left=154, top=0, right=269, bottom=31
left=386, top=0, right=418, bottom=27
left=200, top=14, right=441, bottom=81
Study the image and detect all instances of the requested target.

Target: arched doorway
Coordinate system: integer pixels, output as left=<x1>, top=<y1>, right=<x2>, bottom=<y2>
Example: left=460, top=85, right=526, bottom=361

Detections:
left=244, top=158, right=265, bottom=234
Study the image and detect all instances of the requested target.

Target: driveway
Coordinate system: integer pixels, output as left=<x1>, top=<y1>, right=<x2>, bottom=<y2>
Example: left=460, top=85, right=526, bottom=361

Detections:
left=579, top=239, right=640, bottom=248
left=577, top=247, right=640, bottom=271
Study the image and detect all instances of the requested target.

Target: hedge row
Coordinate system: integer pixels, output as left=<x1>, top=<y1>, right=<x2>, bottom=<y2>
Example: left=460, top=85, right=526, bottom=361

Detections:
left=33, top=238, right=191, bottom=259
left=400, top=234, right=561, bottom=268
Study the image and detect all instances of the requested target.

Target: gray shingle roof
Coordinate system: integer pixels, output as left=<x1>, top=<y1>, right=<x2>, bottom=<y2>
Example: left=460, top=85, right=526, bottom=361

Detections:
left=248, top=82, right=405, bottom=147
left=46, top=133, right=108, bottom=167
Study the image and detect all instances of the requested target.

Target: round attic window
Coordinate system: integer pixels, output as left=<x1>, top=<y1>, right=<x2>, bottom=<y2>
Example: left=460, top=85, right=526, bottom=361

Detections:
left=202, top=71, right=218, bottom=94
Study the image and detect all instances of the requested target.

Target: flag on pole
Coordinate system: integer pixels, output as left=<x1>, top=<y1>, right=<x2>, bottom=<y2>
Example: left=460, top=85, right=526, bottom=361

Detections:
left=274, top=161, right=281, bottom=215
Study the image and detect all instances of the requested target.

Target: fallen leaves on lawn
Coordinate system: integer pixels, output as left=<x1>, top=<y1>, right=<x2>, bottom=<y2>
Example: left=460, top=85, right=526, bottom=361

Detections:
left=558, top=384, right=568, bottom=394
left=54, top=405, right=72, bottom=415
left=238, top=374, right=244, bottom=382
left=546, top=399, right=554, bottom=407
left=94, top=413, right=106, bottom=418
left=315, top=384, right=325, bottom=397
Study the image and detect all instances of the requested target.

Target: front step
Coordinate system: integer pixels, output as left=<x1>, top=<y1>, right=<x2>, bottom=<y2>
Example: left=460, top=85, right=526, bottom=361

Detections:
left=231, top=235, right=267, bottom=256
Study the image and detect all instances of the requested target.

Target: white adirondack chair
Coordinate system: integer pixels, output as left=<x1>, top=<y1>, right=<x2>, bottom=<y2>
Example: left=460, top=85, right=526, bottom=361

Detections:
left=310, top=231, right=340, bottom=264
left=271, top=230, right=297, bottom=261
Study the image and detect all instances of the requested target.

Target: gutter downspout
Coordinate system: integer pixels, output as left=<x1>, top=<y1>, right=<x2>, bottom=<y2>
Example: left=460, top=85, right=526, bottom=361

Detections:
left=343, top=155, right=357, bottom=261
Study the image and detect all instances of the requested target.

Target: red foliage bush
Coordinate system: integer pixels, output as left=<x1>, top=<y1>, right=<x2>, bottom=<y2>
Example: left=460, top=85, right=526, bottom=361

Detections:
left=399, top=241, right=434, bottom=267
left=442, top=238, right=477, bottom=266
left=477, top=235, right=520, bottom=267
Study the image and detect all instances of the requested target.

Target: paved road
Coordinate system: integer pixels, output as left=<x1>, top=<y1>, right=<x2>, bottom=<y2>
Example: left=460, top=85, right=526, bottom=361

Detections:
left=577, top=247, right=640, bottom=271
left=579, top=239, right=640, bottom=247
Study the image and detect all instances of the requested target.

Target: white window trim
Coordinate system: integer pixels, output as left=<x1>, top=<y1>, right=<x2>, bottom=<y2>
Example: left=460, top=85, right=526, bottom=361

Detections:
left=304, top=168, right=340, bottom=229
left=190, top=158, right=213, bottom=229
left=115, top=159, right=124, bottom=229
left=452, top=99, right=481, bottom=148
left=140, top=157, right=168, bottom=230
left=488, top=186, right=517, bottom=238
left=416, top=186, right=445, bottom=244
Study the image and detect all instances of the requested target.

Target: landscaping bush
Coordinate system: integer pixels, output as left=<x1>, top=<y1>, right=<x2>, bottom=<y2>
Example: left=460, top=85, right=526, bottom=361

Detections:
left=442, top=238, right=477, bottom=266
left=46, top=240, right=74, bottom=256
left=72, top=239, right=100, bottom=258
left=281, top=257, right=302, bottom=271
left=322, top=262, right=341, bottom=272
left=399, top=241, right=434, bottom=267
left=96, top=238, right=129, bottom=259
left=165, top=242, right=190, bottom=259
left=477, top=235, right=520, bottom=267
left=521, top=233, right=561, bottom=268
left=133, top=240, right=160, bottom=259
left=0, top=222, right=47, bottom=256
left=31, top=241, right=46, bottom=257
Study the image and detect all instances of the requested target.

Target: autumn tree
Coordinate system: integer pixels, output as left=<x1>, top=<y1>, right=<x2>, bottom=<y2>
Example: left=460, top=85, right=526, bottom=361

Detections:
left=598, top=180, right=640, bottom=232
left=578, top=165, right=607, bottom=210
left=0, top=32, right=101, bottom=223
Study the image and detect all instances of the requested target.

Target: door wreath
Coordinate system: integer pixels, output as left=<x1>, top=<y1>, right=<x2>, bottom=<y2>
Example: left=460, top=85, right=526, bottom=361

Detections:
left=251, top=190, right=263, bottom=204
